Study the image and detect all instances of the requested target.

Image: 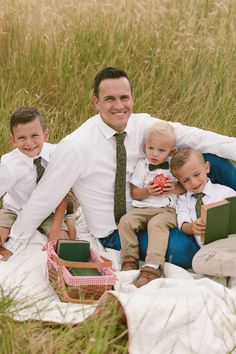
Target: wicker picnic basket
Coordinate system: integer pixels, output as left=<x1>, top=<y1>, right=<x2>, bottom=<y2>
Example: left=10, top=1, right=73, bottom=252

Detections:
left=47, top=240, right=117, bottom=304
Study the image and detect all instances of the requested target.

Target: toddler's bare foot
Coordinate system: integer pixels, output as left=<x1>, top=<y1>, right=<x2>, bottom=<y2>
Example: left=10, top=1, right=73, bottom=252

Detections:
left=0, top=246, right=13, bottom=261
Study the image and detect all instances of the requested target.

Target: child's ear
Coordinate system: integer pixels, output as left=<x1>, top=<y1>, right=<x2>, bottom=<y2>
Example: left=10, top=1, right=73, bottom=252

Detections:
left=169, top=148, right=177, bottom=157
left=205, top=160, right=210, bottom=173
left=11, top=135, right=17, bottom=148
left=43, top=129, right=49, bottom=142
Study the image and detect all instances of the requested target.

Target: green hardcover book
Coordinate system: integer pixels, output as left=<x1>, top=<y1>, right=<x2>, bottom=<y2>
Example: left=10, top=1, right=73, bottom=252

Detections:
left=225, top=195, right=236, bottom=235
left=201, top=200, right=231, bottom=245
left=56, top=239, right=90, bottom=262
left=69, top=267, right=101, bottom=276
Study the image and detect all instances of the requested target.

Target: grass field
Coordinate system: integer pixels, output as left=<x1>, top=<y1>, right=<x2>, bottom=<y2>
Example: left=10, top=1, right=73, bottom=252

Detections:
left=0, top=0, right=236, bottom=154
left=0, top=0, right=236, bottom=352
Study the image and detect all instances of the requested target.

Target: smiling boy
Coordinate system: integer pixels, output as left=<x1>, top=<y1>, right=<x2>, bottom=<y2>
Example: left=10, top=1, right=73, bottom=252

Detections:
left=170, top=147, right=236, bottom=247
left=11, top=110, right=48, bottom=157
left=0, top=107, right=75, bottom=260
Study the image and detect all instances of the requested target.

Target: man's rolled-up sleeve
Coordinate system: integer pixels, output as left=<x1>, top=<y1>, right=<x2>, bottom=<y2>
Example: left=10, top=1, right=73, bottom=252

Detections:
left=9, top=139, right=82, bottom=243
left=170, top=122, right=236, bottom=161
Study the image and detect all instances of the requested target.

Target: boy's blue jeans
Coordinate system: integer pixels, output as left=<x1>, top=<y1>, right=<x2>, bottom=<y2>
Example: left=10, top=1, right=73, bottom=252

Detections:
left=99, top=154, right=236, bottom=268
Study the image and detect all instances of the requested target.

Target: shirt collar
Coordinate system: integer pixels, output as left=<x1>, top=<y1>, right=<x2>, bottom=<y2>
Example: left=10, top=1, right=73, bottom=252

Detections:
left=201, top=178, right=214, bottom=197
left=97, top=114, right=131, bottom=140
left=15, top=143, right=49, bottom=168
left=38, top=143, right=50, bottom=163
left=188, top=178, right=212, bottom=199
left=145, top=157, right=171, bottom=166
left=15, top=149, right=36, bottom=168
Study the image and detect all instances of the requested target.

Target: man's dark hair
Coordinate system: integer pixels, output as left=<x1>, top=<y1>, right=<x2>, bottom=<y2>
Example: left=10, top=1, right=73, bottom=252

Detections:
left=93, top=67, right=132, bottom=98
left=10, top=107, right=45, bottom=134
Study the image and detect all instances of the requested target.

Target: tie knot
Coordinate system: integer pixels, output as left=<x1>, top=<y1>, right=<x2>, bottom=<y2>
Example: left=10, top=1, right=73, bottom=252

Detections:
left=34, top=157, right=42, bottom=167
left=194, top=192, right=205, bottom=201
left=114, top=132, right=126, bottom=144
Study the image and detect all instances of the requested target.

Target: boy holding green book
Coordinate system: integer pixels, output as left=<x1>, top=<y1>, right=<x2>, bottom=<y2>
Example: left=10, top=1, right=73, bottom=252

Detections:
left=170, top=147, right=236, bottom=280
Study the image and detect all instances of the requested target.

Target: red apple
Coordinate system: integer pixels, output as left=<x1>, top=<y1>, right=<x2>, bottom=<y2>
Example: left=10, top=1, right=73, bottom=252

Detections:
left=152, top=173, right=170, bottom=190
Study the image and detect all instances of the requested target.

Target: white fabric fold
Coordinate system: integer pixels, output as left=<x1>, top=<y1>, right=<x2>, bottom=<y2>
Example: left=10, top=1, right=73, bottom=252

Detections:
left=0, top=209, right=236, bottom=354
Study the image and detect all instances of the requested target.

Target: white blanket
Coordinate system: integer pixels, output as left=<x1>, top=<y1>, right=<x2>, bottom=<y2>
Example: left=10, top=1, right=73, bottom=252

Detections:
left=113, top=274, right=236, bottom=353
left=0, top=211, right=236, bottom=353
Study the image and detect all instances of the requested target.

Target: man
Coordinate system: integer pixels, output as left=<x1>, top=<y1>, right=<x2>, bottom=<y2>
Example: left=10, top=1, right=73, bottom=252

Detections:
left=2, top=67, right=236, bottom=267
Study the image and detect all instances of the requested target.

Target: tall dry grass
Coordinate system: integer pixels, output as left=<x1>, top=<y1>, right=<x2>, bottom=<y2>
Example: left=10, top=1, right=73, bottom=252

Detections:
left=0, top=0, right=236, bottom=154
left=0, top=285, right=128, bottom=353
left=0, top=0, right=236, bottom=352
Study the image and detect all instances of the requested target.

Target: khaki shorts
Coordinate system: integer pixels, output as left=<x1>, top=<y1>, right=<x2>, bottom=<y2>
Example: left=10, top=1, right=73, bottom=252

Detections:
left=0, top=208, right=68, bottom=235
left=192, top=236, right=236, bottom=277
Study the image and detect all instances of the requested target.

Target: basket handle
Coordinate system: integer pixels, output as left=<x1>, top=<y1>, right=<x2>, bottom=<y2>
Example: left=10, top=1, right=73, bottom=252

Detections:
left=51, top=254, right=112, bottom=269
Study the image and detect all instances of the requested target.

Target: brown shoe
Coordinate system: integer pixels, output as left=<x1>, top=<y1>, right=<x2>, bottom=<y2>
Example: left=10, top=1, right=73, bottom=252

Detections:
left=121, top=259, right=139, bottom=271
left=134, top=266, right=163, bottom=288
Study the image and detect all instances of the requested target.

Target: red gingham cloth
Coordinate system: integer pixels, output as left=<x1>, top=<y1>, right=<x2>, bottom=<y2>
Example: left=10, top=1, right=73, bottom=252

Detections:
left=47, top=240, right=117, bottom=287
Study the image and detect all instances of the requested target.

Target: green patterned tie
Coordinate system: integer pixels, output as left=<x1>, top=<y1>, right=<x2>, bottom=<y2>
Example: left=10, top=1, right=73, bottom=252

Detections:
left=34, top=157, right=45, bottom=184
left=194, top=192, right=205, bottom=218
left=114, top=132, right=127, bottom=224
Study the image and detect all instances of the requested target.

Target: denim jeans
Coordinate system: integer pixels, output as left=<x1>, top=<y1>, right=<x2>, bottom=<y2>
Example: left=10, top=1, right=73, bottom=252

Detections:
left=99, top=228, right=200, bottom=268
left=99, top=155, right=236, bottom=268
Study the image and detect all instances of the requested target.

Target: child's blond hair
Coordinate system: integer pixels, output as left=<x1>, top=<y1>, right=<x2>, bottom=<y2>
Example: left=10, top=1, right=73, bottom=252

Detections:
left=170, top=147, right=205, bottom=175
left=145, top=121, right=176, bottom=148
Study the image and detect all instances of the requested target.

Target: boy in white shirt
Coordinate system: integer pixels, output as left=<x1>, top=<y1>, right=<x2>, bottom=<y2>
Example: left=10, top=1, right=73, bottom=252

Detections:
left=119, top=121, right=184, bottom=287
left=170, top=147, right=236, bottom=276
left=0, top=107, right=76, bottom=260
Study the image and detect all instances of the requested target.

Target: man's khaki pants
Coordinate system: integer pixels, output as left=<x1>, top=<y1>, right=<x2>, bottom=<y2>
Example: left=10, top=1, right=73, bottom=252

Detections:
left=192, top=236, right=236, bottom=277
left=119, top=206, right=177, bottom=265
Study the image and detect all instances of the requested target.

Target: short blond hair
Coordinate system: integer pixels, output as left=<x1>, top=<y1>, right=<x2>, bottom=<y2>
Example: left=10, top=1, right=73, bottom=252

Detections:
left=146, top=121, right=176, bottom=147
left=170, top=147, right=205, bottom=174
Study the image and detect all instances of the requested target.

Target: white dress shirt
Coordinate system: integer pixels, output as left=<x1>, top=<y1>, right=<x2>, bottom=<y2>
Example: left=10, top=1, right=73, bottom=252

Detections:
left=5, top=113, right=236, bottom=253
left=177, top=179, right=236, bottom=245
left=131, top=158, right=177, bottom=208
left=0, top=142, right=57, bottom=214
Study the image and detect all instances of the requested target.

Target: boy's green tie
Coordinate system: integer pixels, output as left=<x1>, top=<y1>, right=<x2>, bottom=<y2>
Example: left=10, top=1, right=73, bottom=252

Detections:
left=34, top=157, right=45, bottom=184
left=114, top=132, right=127, bottom=224
left=194, top=192, right=205, bottom=218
